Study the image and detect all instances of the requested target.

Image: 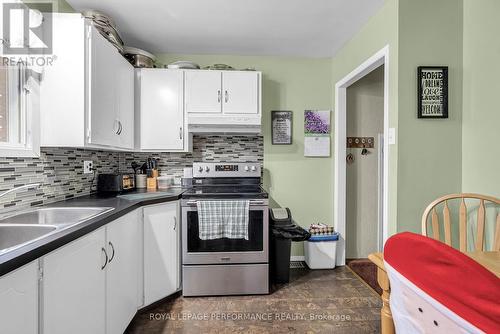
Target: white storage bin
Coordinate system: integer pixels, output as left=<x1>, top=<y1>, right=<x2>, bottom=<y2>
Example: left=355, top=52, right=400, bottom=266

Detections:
left=304, top=233, right=339, bottom=269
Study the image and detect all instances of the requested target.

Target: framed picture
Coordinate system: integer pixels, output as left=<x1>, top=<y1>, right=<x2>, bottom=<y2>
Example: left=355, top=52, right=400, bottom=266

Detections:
left=417, top=66, right=448, bottom=118
left=271, top=111, right=293, bottom=145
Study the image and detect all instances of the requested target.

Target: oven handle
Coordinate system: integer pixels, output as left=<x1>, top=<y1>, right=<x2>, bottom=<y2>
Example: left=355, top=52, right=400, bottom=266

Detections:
left=185, top=200, right=266, bottom=206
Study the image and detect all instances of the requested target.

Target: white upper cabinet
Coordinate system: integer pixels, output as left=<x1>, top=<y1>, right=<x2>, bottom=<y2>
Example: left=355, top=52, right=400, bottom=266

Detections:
left=185, top=70, right=261, bottom=133
left=88, top=26, right=120, bottom=148
left=40, top=13, right=134, bottom=150
left=115, top=52, right=135, bottom=149
left=222, top=71, right=259, bottom=114
left=135, top=69, right=190, bottom=152
left=185, top=71, right=222, bottom=114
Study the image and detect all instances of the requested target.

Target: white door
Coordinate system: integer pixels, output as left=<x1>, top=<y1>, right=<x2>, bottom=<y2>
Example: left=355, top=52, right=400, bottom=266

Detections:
left=143, top=202, right=179, bottom=305
left=43, top=229, right=106, bottom=334
left=139, top=69, right=184, bottom=150
left=88, top=26, right=120, bottom=147
left=222, top=71, right=259, bottom=114
left=115, top=55, right=135, bottom=150
left=106, top=210, right=140, bottom=334
left=185, top=71, right=222, bottom=114
left=0, top=262, right=38, bottom=334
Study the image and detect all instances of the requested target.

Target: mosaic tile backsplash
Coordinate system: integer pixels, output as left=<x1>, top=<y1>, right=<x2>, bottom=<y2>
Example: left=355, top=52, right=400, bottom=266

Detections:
left=0, top=135, right=263, bottom=216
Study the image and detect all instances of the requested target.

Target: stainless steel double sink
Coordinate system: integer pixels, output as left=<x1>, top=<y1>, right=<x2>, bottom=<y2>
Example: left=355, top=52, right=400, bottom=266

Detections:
left=0, top=207, right=114, bottom=254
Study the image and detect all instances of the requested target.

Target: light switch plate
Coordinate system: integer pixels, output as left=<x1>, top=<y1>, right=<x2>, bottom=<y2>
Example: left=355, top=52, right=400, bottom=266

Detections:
left=388, top=128, right=396, bottom=145
left=83, top=161, right=94, bottom=174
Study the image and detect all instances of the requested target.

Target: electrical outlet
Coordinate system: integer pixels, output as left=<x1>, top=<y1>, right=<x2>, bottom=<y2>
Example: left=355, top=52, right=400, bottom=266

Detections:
left=84, top=161, right=94, bottom=174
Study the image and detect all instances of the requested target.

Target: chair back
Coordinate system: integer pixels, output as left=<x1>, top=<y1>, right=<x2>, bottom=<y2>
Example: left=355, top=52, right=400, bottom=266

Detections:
left=384, top=232, right=500, bottom=333
left=421, top=193, right=500, bottom=252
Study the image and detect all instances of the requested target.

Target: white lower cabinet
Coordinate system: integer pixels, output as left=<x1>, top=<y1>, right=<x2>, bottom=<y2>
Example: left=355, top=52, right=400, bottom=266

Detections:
left=2, top=202, right=180, bottom=334
left=43, top=228, right=106, bottom=334
left=0, top=262, right=39, bottom=334
left=106, top=210, right=140, bottom=334
left=143, top=202, right=180, bottom=305
left=43, top=210, right=140, bottom=334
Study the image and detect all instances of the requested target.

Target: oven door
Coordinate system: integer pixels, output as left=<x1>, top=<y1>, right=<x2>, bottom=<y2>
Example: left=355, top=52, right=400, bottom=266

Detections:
left=182, top=199, right=268, bottom=265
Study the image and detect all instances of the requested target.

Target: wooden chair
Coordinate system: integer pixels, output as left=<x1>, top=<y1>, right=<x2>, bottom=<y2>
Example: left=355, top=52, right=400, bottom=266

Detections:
left=421, top=193, right=500, bottom=252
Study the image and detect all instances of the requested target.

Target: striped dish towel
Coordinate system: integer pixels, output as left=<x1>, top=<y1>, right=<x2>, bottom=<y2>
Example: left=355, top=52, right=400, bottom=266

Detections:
left=197, top=200, right=250, bottom=240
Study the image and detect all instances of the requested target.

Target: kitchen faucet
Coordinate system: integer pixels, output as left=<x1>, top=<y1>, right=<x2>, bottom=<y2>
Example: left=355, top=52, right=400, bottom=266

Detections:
left=0, top=183, right=42, bottom=199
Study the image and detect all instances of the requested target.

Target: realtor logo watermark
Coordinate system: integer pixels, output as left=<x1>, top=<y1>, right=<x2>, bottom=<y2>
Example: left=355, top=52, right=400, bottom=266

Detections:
left=2, top=1, right=53, bottom=55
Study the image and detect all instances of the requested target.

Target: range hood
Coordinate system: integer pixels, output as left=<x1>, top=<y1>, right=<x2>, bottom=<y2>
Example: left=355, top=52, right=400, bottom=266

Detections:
left=187, top=114, right=261, bottom=135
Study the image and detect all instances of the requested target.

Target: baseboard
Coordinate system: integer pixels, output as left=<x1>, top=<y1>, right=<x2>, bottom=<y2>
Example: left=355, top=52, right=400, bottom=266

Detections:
left=290, top=256, right=305, bottom=261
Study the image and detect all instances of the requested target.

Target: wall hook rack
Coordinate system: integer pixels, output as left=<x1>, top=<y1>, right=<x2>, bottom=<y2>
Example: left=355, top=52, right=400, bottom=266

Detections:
left=346, top=137, right=374, bottom=149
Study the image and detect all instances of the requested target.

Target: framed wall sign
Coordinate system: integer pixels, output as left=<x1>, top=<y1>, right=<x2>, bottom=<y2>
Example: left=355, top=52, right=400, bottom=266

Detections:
left=271, top=111, right=293, bottom=145
left=417, top=66, right=448, bottom=118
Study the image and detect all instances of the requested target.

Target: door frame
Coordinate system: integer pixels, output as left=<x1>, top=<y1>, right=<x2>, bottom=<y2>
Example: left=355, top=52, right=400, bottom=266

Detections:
left=334, top=45, right=390, bottom=265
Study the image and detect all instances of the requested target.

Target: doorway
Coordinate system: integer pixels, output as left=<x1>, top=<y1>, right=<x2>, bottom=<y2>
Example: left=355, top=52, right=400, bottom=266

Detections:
left=334, top=46, right=389, bottom=266
left=345, top=66, right=384, bottom=259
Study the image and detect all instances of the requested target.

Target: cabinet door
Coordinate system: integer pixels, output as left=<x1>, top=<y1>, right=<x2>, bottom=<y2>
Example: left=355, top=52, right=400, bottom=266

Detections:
left=88, top=26, right=120, bottom=147
left=222, top=71, right=259, bottom=114
left=115, top=55, right=135, bottom=150
left=43, top=229, right=106, bottom=334
left=139, top=69, right=184, bottom=150
left=0, top=262, right=38, bottom=334
left=143, top=202, right=179, bottom=305
left=40, top=14, right=85, bottom=147
left=185, top=71, right=222, bottom=114
left=106, top=210, right=140, bottom=334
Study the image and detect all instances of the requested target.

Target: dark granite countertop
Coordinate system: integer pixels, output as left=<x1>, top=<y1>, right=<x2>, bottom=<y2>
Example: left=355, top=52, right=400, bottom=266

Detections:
left=0, top=188, right=184, bottom=277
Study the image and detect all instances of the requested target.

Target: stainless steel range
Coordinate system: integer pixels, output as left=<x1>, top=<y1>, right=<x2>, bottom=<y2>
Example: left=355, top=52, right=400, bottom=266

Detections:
left=181, top=162, right=269, bottom=296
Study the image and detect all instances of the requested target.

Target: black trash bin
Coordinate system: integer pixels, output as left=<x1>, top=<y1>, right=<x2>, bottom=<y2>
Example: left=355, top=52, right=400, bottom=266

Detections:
left=269, top=208, right=310, bottom=283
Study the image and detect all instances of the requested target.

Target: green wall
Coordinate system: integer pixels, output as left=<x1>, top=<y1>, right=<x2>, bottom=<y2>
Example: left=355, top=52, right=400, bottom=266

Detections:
left=396, top=0, right=464, bottom=232
left=156, top=55, right=334, bottom=256
left=462, top=0, right=500, bottom=197
left=330, top=0, right=400, bottom=237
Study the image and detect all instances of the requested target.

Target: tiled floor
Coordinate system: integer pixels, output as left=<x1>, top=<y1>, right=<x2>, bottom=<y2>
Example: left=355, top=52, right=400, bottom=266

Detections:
left=126, top=267, right=382, bottom=334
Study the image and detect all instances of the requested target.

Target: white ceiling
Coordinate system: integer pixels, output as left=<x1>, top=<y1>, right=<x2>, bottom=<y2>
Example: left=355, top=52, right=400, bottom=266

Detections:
left=66, top=0, right=384, bottom=58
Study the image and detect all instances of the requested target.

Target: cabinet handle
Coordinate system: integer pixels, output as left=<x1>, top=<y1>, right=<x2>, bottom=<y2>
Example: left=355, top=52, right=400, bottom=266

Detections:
left=179, top=127, right=183, bottom=140
left=108, top=241, right=115, bottom=263
left=114, top=120, right=120, bottom=135
left=225, top=90, right=228, bottom=103
left=101, top=247, right=108, bottom=270
left=173, top=216, right=177, bottom=231
left=217, top=90, right=221, bottom=103
left=117, top=121, right=123, bottom=135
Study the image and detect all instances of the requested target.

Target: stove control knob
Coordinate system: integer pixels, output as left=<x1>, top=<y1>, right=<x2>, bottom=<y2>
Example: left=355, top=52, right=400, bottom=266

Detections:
left=251, top=165, right=257, bottom=172
left=244, top=165, right=249, bottom=172
left=198, top=166, right=203, bottom=172
left=205, top=166, right=210, bottom=172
